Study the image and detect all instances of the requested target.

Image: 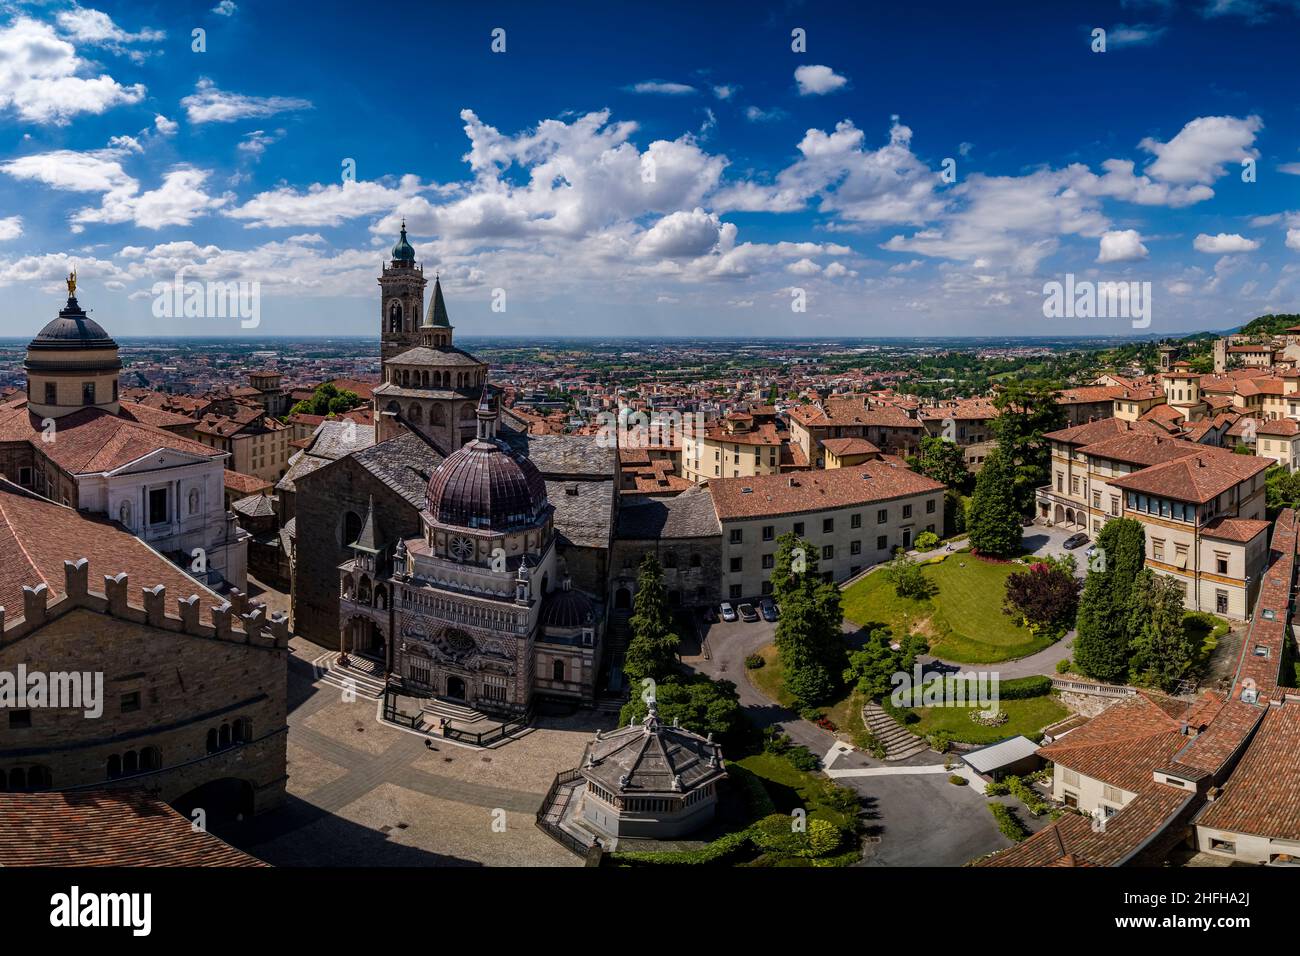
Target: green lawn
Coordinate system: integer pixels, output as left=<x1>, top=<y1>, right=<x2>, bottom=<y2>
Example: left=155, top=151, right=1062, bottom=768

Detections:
left=734, top=752, right=857, bottom=833
left=747, top=644, right=864, bottom=736
left=842, top=554, right=1054, bottom=663
left=904, top=695, right=1069, bottom=745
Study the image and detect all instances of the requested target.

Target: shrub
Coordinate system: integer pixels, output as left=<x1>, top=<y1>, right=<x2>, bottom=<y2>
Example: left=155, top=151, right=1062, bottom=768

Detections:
left=1056, top=658, right=1072, bottom=675
left=984, top=780, right=1010, bottom=796
left=969, top=709, right=1008, bottom=727
left=823, top=783, right=861, bottom=814
left=949, top=774, right=968, bottom=786
left=989, top=802, right=1029, bottom=842
left=799, top=707, right=824, bottom=722
left=997, top=675, right=1053, bottom=699
left=744, top=654, right=765, bottom=669
left=884, top=551, right=933, bottom=599
left=915, top=531, right=940, bottom=552
left=929, top=731, right=952, bottom=753
left=786, top=745, right=821, bottom=772
left=1005, top=774, right=1051, bottom=817
left=762, top=728, right=792, bottom=755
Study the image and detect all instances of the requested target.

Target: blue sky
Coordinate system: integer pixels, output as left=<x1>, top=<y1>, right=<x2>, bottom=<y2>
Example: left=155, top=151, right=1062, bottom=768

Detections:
left=1, top=0, right=1299, bottom=338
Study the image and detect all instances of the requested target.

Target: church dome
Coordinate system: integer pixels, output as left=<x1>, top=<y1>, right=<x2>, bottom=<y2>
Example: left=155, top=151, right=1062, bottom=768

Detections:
left=542, top=580, right=595, bottom=629
left=425, top=437, right=548, bottom=531
left=391, top=222, right=416, bottom=264
left=27, top=298, right=118, bottom=354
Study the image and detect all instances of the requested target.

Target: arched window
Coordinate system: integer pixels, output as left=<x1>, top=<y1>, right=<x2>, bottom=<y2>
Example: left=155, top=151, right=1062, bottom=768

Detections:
left=388, top=301, right=402, bottom=333
left=233, top=718, right=252, bottom=744
left=123, top=750, right=138, bottom=775
left=219, top=723, right=232, bottom=749
left=206, top=728, right=218, bottom=753
left=552, top=659, right=565, bottom=682
left=431, top=405, right=446, bottom=426
left=27, top=766, right=51, bottom=790
left=343, top=511, right=363, bottom=547
left=141, top=747, right=161, bottom=772
left=106, top=756, right=121, bottom=780
left=408, top=404, right=423, bottom=424
left=9, top=767, right=25, bottom=790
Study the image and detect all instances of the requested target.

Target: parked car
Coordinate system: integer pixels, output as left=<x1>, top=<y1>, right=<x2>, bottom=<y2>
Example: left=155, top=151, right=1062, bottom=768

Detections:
left=760, top=598, right=779, bottom=622
left=1063, top=532, right=1089, bottom=550
left=719, top=602, right=738, bottom=622
left=738, top=603, right=760, bottom=622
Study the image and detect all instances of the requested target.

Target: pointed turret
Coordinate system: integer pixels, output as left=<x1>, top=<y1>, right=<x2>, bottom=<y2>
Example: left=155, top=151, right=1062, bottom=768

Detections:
left=475, top=389, right=498, bottom=441
left=429, top=275, right=451, bottom=328
left=350, top=495, right=380, bottom=553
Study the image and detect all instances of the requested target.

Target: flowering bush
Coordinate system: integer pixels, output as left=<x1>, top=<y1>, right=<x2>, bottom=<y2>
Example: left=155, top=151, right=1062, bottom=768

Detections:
left=969, top=709, right=1008, bottom=727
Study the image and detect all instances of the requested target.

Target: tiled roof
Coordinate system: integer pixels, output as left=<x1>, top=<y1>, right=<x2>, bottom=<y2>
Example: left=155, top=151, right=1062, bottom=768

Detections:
left=617, top=485, right=722, bottom=539
left=224, top=469, right=273, bottom=495
left=1195, top=701, right=1300, bottom=841
left=821, top=437, right=881, bottom=457
left=0, top=481, right=232, bottom=628
left=1228, top=508, right=1296, bottom=702
left=709, top=460, right=943, bottom=521
left=1202, top=516, right=1270, bottom=543
left=1043, top=417, right=1165, bottom=446
left=1108, top=449, right=1270, bottom=503
left=0, top=405, right=220, bottom=474
left=0, top=790, right=264, bottom=866
left=1077, top=432, right=1204, bottom=468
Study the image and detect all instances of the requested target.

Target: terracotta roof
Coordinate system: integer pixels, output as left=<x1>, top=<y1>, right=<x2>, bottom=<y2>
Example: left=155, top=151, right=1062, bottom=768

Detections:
left=821, top=437, right=881, bottom=457
left=0, top=790, right=264, bottom=866
left=1195, top=701, right=1300, bottom=841
left=709, top=460, right=943, bottom=521
left=0, top=405, right=221, bottom=474
left=223, top=469, right=273, bottom=495
left=1108, top=449, right=1270, bottom=504
left=1201, top=516, right=1271, bottom=543
left=1227, top=508, right=1296, bottom=702
left=1043, top=417, right=1165, bottom=446
left=0, top=481, right=232, bottom=628
left=1257, top=418, right=1300, bottom=437
left=1077, top=432, right=1204, bottom=468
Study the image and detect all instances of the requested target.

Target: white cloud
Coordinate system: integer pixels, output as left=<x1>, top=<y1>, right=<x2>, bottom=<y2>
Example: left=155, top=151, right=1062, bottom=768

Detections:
left=154, top=114, right=178, bottom=136
left=787, top=258, right=821, bottom=276
left=212, top=1, right=239, bottom=15
left=1097, top=229, right=1149, bottom=263
left=1139, top=114, right=1262, bottom=184
left=55, top=7, right=164, bottom=62
left=181, top=78, right=312, bottom=124
left=0, top=216, right=22, bottom=241
left=636, top=208, right=728, bottom=258
left=1107, top=23, right=1167, bottom=46
left=715, top=119, right=943, bottom=225
left=1, top=147, right=227, bottom=230
left=0, top=17, right=146, bottom=125
left=1287, top=229, right=1300, bottom=251
left=227, top=177, right=424, bottom=228
left=1279, top=162, right=1300, bottom=176
left=744, top=105, right=786, bottom=123
left=237, top=129, right=284, bottom=160
left=794, top=64, right=848, bottom=96
left=1193, top=232, right=1260, bottom=253
left=629, top=81, right=696, bottom=95
left=712, top=85, right=736, bottom=100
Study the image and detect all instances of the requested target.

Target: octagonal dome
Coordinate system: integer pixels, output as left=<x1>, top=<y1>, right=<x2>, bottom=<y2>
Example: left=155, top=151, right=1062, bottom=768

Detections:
left=425, top=437, right=548, bottom=532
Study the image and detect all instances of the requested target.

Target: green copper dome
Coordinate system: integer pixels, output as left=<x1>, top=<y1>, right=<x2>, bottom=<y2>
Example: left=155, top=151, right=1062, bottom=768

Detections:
left=391, top=222, right=415, bottom=263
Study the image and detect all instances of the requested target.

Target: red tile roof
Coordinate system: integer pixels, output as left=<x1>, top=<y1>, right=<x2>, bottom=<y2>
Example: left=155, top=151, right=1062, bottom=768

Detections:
left=0, top=790, right=264, bottom=866
left=1108, top=449, right=1270, bottom=504
left=709, top=460, right=942, bottom=520
left=1195, top=701, right=1300, bottom=841
left=0, top=405, right=221, bottom=474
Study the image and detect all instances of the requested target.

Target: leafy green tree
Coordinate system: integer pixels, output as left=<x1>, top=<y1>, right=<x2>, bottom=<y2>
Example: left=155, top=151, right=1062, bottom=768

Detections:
left=1266, top=465, right=1300, bottom=518
left=843, top=626, right=928, bottom=700
left=1073, top=518, right=1146, bottom=682
left=992, top=380, right=1067, bottom=515
left=909, top=436, right=972, bottom=493
left=619, top=676, right=745, bottom=747
left=967, top=448, right=1022, bottom=557
left=622, top=554, right=680, bottom=684
left=1126, top=570, right=1193, bottom=691
left=884, top=551, right=932, bottom=599
left=289, top=382, right=363, bottom=418
left=771, top=532, right=847, bottom=706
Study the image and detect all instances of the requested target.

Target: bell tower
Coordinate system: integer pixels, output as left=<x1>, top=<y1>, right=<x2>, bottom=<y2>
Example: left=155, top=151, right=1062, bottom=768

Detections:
left=379, top=222, right=427, bottom=365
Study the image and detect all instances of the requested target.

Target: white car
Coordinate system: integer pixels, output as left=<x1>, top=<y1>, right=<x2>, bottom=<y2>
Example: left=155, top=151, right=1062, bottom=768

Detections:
left=719, top=602, right=738, bottom=622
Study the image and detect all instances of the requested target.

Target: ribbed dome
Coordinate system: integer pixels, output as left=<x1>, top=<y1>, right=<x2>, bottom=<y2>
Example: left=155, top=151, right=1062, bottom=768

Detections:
left=542, top=582, right=594, bottom=629
left=391, top=223, right=416, bottom=263
left=425, top=438, right=548, bottom=531
left=28, top=297, right=118, bottom=351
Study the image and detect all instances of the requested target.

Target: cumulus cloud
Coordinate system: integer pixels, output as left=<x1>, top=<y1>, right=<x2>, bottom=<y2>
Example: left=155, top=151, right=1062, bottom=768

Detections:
left=154, top=114, right=178, bottom=135
left=794, top=64, right=848, bottom=95
left=636, top=208, right=729, bottom=258
left=0, top=17, right=146, bottom=125
left=712, top=85, right=736, bottom=100
left=0, top=216, right=22, bottom=241
left=227, top=176, right=426, bottom=228
left=1139, top=115, right=1262, bottom=184
left=212, top=1, right=238, bottom=15
left=1193, top=232, right=1260, bottom=253
left=715, top=119, right=943, bottom=225
left=181, top=78, right=312, bottom=124
left=1097, top=229, right=1149, bottom=263
left=1, top=147, right=227, bottom=230
left=55, top=7, right=164, bottom=62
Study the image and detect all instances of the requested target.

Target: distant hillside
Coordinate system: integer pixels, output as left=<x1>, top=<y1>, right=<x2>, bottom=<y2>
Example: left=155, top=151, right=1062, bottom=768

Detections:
left=1238, top=314, right=1300, bottom=337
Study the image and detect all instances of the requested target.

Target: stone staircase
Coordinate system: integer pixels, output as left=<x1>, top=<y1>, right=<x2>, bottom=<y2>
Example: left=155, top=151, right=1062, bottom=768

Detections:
left=862, top=702, right=930, bottom=761
left=313, top=652, right=386, bottom=699
left=421, top=697, right=496, bottom=727
left=595, top=613, right=632, bottom=713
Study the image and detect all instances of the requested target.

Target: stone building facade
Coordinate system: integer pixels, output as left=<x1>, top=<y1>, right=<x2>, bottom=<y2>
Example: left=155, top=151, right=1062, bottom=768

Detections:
left=0, top=481, right=287, bottom=820
left=612, top=486, right=722, bottom=611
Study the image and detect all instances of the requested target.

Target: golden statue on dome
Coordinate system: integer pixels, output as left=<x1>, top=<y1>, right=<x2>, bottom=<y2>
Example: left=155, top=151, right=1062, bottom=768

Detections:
left=66, top=269, right=77, bottom=296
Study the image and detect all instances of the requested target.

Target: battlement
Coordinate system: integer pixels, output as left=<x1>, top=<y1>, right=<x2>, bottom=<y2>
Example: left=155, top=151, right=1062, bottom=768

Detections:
left=0, top=557, right=288, bottom=651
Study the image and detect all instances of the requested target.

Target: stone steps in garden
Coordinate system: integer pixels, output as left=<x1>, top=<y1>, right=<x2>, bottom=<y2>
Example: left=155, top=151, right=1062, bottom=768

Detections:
left=862, top=702, right=931, bottom=761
